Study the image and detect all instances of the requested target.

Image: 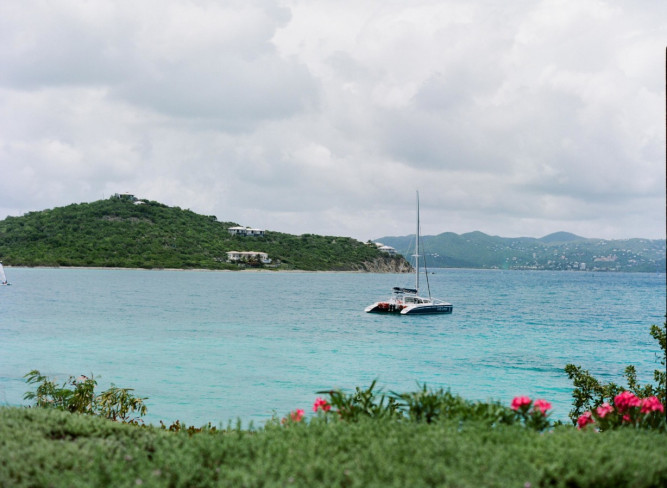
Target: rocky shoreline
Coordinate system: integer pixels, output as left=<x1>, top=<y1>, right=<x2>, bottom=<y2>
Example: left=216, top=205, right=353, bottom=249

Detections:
left=351, top=256, right=413, bottom=273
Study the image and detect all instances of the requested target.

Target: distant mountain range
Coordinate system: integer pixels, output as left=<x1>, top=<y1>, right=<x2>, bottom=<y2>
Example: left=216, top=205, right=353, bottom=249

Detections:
left=375, top=231, right=666, bottom=272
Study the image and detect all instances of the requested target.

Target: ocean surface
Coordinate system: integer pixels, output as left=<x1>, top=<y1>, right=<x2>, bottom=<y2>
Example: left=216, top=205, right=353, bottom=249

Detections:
left=1, top=267, right=665, bottom=426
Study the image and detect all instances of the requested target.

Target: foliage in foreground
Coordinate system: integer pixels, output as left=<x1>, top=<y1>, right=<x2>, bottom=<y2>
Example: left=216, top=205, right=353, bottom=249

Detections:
left=23, top=371, right=557, bottom=433
left=23, top=370, right=148, bottom=424
left=309, top=380, right=554, bottom=431
left=2, top=406, right=667, bottom=488
left=565, top=323, right=666, bottom=429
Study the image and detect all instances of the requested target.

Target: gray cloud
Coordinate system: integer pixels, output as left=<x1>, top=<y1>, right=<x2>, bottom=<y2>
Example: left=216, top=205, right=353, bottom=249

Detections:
left=0, top=0, right=664, bottom=241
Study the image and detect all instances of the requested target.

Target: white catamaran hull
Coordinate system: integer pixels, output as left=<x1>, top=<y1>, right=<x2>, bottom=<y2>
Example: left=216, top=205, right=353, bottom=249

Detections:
left=400, top=303, right=453, bottom=315
left=365, top=300, right=453, bottom=315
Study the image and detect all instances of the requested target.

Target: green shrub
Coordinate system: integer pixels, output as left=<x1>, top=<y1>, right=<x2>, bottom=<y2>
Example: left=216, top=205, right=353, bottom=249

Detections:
left=24, top=370, right=147, bottom=424
left=2, top=407, right=667, bottom=487
left=315, top=381, right=553, bottom=431
left=391, top=383, right=521, bottom=426
left=317, top=379, right=401, bottom=421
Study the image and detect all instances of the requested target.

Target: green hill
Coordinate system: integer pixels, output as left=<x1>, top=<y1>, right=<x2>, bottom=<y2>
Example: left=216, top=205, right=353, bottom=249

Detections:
left=0, top=197, right=407, bottom=272
left=377, top=231, right=666, bottom=272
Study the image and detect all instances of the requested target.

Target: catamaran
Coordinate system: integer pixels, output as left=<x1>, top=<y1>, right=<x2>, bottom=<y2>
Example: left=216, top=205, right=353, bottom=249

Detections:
left=365, top=193, right=452, bottom=315
left=0, top=262, right=10, bottom=286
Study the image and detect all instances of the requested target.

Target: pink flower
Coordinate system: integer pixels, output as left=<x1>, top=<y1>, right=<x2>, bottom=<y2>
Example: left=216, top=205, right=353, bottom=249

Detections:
left=532, top=399, right=552, bottom=415
left=614, top=391, right=641, bottom=413
left=640, top=396, right=665, bottom=414
left=313, top=397, right=331, bottom=413
left=511, top=396, right=532, bottom=411
left=290, top=409, right=305, bottom=422
left=577, top=411, right=594, bottom=429
left=596, top=403, right=614, bottom=418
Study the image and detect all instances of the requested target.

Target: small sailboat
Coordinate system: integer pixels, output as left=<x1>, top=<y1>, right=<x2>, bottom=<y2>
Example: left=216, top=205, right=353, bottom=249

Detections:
left=365, top=192, right=452, bottom=315
left=0, top=262, right=10, bottom=286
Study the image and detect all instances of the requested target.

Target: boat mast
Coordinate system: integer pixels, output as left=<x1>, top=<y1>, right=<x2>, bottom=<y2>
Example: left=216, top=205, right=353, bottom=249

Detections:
left=415, top=191, right=420, bottom=292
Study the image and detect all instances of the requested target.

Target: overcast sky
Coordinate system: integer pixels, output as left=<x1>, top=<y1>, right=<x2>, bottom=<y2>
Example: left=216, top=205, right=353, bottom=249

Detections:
left=1, top=0, right=665, bottom=241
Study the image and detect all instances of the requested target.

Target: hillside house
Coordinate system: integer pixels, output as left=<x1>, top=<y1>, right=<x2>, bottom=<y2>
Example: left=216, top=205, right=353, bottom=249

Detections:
left=375, top=243, right=397, bottom=255
left=112, top=192, right=137, bottom=202
left=226, top=251, right=272, bottom=264
left=228, top=226, right=265, bottom=237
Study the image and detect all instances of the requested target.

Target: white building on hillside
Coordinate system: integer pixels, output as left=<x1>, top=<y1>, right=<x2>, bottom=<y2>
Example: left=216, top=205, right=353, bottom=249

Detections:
left=226, top=251, right=271, bottom=264
left=375, top=243, right=397, bottom=255
left=228, top=226, right=265, bottom=237
left=112, top=192, right=137, bottom=202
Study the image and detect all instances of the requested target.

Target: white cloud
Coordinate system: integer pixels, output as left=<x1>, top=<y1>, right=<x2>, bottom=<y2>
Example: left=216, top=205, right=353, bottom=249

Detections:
left=0, top=0, right=664, bottom=240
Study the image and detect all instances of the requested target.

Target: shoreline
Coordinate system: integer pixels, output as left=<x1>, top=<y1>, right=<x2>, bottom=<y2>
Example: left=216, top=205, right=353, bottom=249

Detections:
left=2, top=265, right=390, bottom=273
left=3, top=265, right=662, bottom=274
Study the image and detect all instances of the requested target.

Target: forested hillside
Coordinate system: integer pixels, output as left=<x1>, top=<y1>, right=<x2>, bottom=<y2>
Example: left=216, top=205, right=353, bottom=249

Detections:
left=0, top=198, right=406, bottom=271
left=377, top=231, right=666, bottom=272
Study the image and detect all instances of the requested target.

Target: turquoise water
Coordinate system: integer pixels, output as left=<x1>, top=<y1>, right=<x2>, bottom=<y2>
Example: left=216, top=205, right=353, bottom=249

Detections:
left=1, top=267, right=664, bottom=426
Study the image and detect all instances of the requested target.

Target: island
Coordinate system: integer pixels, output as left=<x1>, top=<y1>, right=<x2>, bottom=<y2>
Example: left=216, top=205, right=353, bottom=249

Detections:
left=0, top=196, right=409, bottom=272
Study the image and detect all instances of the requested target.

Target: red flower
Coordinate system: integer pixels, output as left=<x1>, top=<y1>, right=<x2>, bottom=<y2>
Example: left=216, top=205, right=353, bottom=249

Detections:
left=577, top=411, right=594, bottom=429
left=511, top=396, right=532, bottom=411
left=281, top=408, right=305, bottom=425
left=596, top=403, right=614, bottom=418
left=532, top=399, right=552, bottom=415
left=614, top=391, right=641, bottom=413
left=640, top=396, right=665, bottom=414
left=290, top=409, right=305, bottom=422
left=313, top=397, right=331, bottom=413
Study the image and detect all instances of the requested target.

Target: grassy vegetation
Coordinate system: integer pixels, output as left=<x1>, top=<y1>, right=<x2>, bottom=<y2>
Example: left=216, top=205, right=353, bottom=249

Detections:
left=0, top=197, right=407, bottom=271
left=1, top=406, right=666, bottom=488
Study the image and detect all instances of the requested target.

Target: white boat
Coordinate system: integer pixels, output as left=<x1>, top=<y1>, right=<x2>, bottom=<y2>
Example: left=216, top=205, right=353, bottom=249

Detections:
left=0, top=262, right=10, bottom=286
left=365, top=193, right=452, bottom=315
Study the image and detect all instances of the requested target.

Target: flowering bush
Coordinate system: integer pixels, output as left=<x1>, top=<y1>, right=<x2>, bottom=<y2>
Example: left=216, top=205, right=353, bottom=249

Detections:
left=291, top=409, right=305, bottom=422
left=533, top=399, right=552, bottom=415
left=510, top=396, right=532, bottom=411
left=312, top=397, right=330, bottom=413
left=282, top=409, right=305, bottom=425
left=596, top=402, right=613, bottom=419
left=510, top=396, right=552, bottom=431
left=641, top=396, right=664, bottom=414
left=299, top=383, right=555, bottom=431
left=317, top=380, right=401, bottom=421
left=565, top=323, right=666, bottom=425
left=577, top=411, right=594, bottom=429
left=576, top=391, right=665, bottom=431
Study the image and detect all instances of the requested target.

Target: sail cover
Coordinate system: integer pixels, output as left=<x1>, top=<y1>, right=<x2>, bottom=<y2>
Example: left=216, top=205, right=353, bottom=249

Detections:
left=393, top=287, right=418, bottom=294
